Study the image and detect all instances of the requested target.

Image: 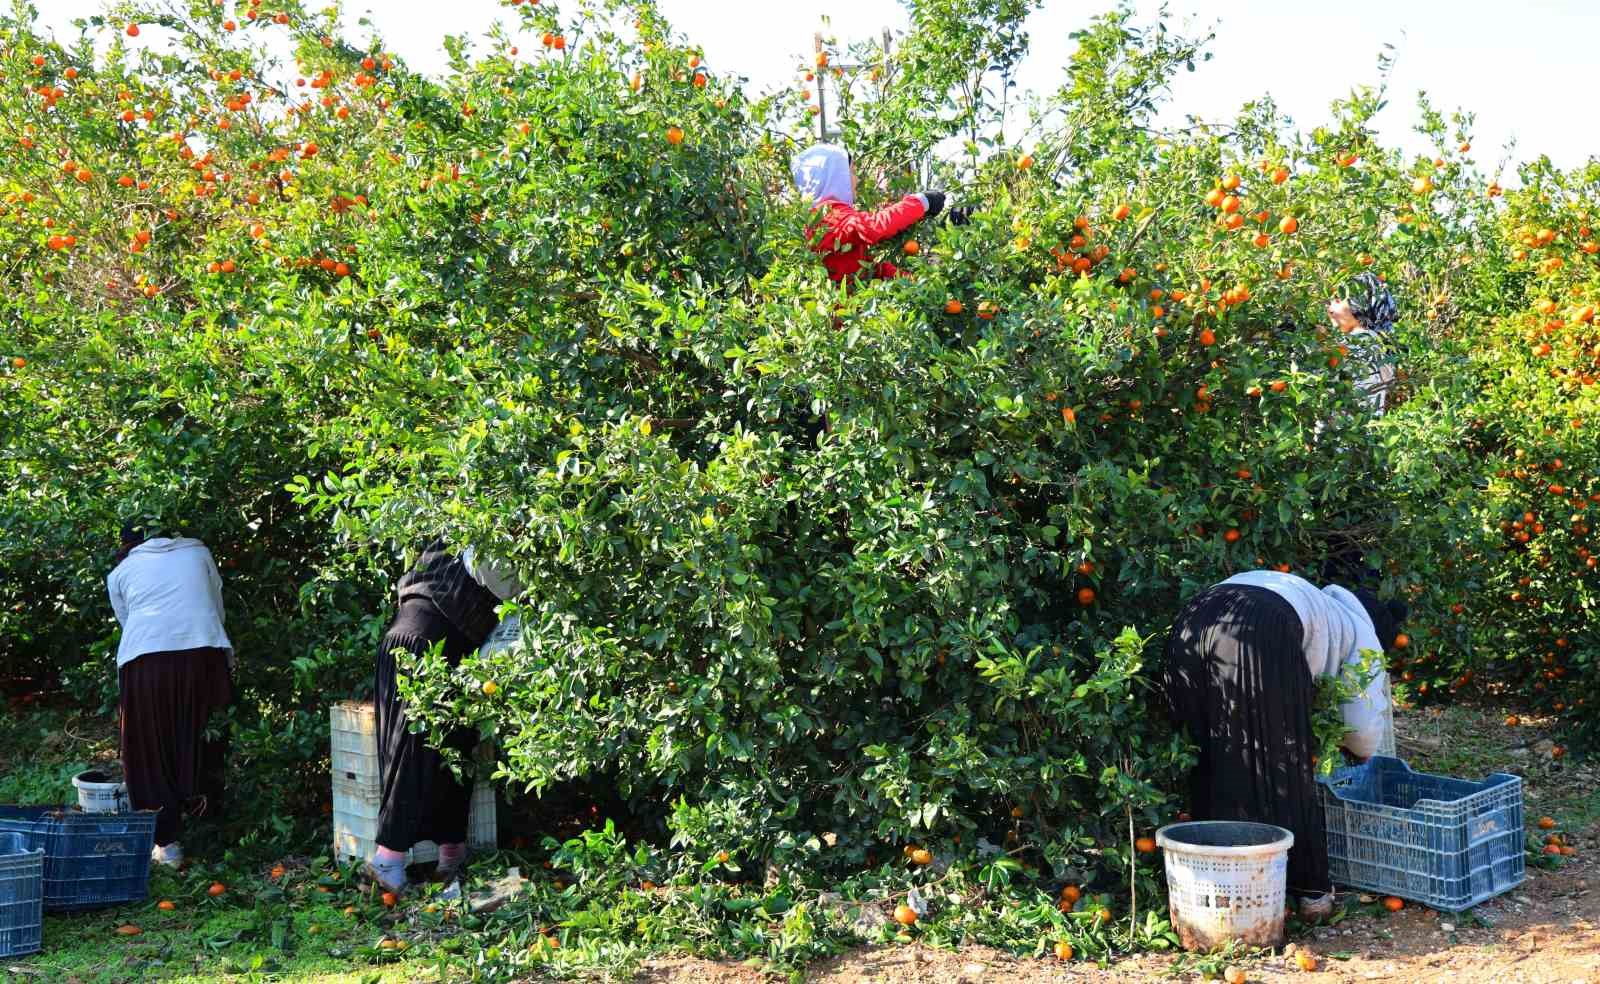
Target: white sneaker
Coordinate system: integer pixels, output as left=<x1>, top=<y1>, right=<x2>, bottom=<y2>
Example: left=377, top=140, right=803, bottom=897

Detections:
left=150, top=843, right=184, bottom=868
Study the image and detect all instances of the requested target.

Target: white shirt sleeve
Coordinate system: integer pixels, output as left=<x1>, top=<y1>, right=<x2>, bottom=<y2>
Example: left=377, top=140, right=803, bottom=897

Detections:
left=1340, top=662, right=1391, bottom=759
left=461, top=546, right=523, bottom=602
left=107, top=567, right=128, bottom=625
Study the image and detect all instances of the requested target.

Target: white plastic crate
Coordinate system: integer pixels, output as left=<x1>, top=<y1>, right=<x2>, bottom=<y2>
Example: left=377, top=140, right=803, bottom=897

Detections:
left=332, top=777, right=496, bottom=866
left=330, top=702, right=497, bottom=865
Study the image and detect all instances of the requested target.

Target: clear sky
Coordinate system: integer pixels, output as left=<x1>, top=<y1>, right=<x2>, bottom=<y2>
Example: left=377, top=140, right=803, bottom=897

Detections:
left=29, top=1, right=1600, bottom=173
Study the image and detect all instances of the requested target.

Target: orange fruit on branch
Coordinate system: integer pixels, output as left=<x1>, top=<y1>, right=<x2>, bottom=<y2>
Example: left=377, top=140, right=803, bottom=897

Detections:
left=892, top=903, right=917, bottom=926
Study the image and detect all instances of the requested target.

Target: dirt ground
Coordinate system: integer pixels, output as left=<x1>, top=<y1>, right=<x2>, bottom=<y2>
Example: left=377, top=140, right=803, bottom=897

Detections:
left=641, top=847, right=1596, bottom=982
left=636, top=705, right=1600, bottom=984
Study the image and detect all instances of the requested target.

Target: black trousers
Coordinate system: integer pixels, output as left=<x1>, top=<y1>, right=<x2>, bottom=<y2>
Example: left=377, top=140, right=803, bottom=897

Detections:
left=374, top=599, right=481, bottom=851
left=1162, top=584, right=1330, bottom=895
left=118, top=648, right=233, bottom=846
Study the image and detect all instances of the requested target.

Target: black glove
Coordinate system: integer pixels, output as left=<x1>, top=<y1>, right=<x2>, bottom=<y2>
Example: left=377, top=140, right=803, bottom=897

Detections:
left=919, top=191, right=945, bottom=218
left=945, top=206, right=972, bottom=227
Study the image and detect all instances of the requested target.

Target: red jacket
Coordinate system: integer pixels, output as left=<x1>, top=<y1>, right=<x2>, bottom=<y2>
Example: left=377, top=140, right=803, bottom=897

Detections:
left=807, top=195, right=929, bottom=284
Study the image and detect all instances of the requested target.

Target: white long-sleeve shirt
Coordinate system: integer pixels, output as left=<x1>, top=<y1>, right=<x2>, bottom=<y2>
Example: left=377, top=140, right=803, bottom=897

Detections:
left=1221, top=570, right=1391, bottom=758
left=107, top=538, right=232, bottom=669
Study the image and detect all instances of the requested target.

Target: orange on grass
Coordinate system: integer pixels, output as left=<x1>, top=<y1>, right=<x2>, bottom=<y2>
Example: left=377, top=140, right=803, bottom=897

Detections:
left=1383, top=896, right=1404, bottom=912
left=381, top=891, right=397, bottom=908
left=1223, top=968, right=1246, bottom=984
left=1053, top=940, right=1073, bottom=961
left=208, top=882, right=226, bottom=896
left=116, top=924, right=142, bottom=936
left=1295, top=950, right=1318, bottom=971
left=892, top=904, right=917, bottom=926
left=157, top=900, right=175, bottom=911
left=1538, top=816, right=1557, bottom=830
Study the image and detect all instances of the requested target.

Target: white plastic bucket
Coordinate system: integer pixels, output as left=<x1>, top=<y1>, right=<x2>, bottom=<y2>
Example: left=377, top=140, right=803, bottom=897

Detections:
left=71, top=770, right=129, bottom=814
left=1155, top=821, right=1294, bottom=951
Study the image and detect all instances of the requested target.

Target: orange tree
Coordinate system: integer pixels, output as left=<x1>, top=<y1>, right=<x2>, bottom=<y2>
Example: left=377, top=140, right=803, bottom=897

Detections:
left=0, top=0, right=1584, bottom=939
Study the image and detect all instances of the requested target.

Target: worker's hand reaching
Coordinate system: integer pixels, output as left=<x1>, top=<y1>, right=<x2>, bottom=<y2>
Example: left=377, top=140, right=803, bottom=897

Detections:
left=918, top=190, right=946, bottom=218
left=945, top=206, right=973, bottom=227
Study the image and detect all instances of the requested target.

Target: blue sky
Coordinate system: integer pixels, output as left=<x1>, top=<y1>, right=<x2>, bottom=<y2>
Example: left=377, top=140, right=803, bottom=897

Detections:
left=30, top=1, right=1599, bottom=172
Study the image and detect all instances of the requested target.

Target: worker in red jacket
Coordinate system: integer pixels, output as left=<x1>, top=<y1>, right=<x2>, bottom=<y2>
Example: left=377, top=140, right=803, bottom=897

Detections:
left=790, top=143, right=963, bottom=285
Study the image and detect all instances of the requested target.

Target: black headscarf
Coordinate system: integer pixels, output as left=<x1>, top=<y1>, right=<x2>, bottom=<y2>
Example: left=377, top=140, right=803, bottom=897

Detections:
left=1353, top=589, right=1407, bottom=652
left=113, top=522, right=149, bottom=566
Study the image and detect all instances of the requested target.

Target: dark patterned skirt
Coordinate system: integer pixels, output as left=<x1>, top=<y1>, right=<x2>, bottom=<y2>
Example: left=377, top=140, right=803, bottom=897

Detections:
left=118, top=648, right=233, bottom=846
left=1162, top=584, right=1329, bottom=895
left=374, top=598, right=482, bottom=851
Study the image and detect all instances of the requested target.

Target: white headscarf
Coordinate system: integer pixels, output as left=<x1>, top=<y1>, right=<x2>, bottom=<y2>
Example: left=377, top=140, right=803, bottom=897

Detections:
left=791, top=143, right=853, bottom=207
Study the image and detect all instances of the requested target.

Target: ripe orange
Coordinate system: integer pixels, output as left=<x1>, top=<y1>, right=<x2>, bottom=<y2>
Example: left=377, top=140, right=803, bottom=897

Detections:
left=665, top=126, right=684, bottom=145
left=1271, top=166, right=1289, bottom=185
left=1537, top=816, right=1556, bottom=830
left=1112, top=202, right=1131, bottom=221
left=1223, top=529, right=1241, bottom=544
left=1552, top=745, right=1566, bottom=759
left=1053, top=940, right=1073, bottom=961
left=902, top=240, right=919, bottom=256
left=1269, top=380, right=1286, bottom=393
left=207, top=882, right=226, bottom=897
left=1223, top=968, right=1246, bottom=984
left=1382, top=896, right=1404, bottom=912
left=1198, top=328, right=1216, bottom=346
left=944, top=299, right=963, bottom=315
left=1076, top=587, right=1096, bottom=606
left=1059, top=884, right=1081, bottom=904
left=116, top=924, right=142, bottom=936
left=482, top=680, right=498, bottom=695
left=126, top=22, right=140, bottom=36
left=1392, top=633, right=1409, bottom=649
left=1017, top=154, right=1034, bottom=170
left=1204, top=188, right=1224, bottom=208
left=716, top=850, right=730, bottom=863
left=1545, top=843, right=1563, bottom=856
left=1220, top=195, right=1241, bottom=214
left=909, top=848, right=933, bottom=866
left=1094, top=907, right=1111, bottom=924
left=892, top=903, right=917, bottom=926
left=269, top=863, right=286, bottom=879
left=381, top=891, right=397, bottom=908
left=157, top=900, right=175, bottom=911
left=1279, top=215, right=1299, bottom=234
left=1295, top=950, right=1318, bottom=971
left=1134, top=836, right=1156, bottom=853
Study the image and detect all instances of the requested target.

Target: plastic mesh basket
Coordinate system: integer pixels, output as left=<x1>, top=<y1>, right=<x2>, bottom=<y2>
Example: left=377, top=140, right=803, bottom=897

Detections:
left=0, top=807, right=158, bottom=912
left=1319, top=756, right=1524, bottom=912
left=1155, top=821, right=1293, bottom=951
left=0, top=832, right=44, bottom=958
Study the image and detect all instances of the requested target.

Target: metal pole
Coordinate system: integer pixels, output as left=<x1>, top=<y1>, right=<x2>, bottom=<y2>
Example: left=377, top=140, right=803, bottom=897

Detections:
left=814, top=32, right=827, bottom=141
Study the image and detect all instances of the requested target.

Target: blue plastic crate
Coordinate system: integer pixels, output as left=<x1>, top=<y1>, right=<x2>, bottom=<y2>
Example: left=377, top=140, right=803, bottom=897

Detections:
left=1318, top=756, right=1524, bottom=912
left=0, top=807, right=157, bottom=912
left=0, top=832, right=44, bottom=958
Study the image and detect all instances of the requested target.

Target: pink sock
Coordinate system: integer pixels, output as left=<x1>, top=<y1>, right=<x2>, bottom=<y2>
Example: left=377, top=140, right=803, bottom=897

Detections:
left=437, top=842, right=466, bottom=867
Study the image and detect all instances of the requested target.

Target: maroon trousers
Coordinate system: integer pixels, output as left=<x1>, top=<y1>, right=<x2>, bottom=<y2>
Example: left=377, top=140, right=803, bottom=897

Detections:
left=118, top=648, right=233, bottom=846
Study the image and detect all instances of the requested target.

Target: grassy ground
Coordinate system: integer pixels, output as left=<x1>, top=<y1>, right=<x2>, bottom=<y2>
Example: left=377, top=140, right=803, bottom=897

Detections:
left=0, top=699, right=1589, bottom=983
